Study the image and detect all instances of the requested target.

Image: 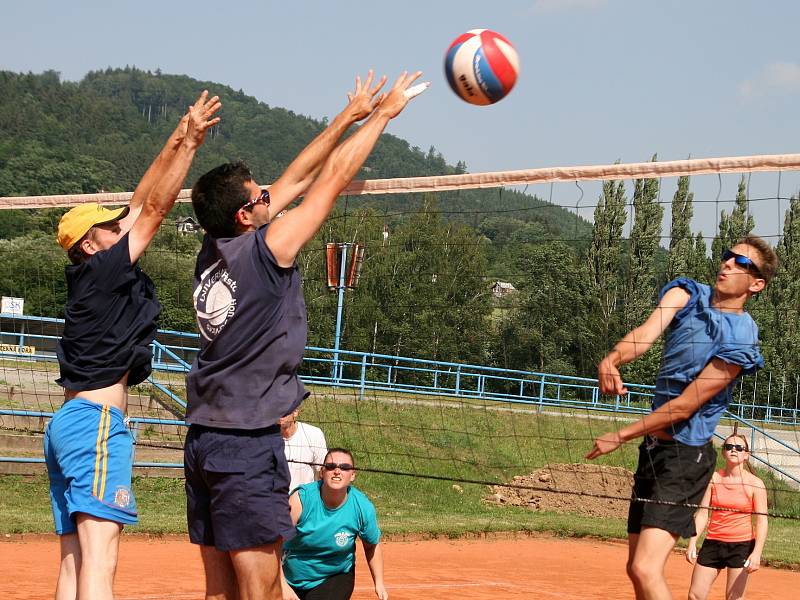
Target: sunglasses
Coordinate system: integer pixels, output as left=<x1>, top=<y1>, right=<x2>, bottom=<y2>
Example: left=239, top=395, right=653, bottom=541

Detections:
left=239, top=189, right=271, bottom=212
left=723, top=443, right=747, bottom=452
left=323, top=462, right=355, bottom=472
left=721, top=249, right=763, bottom=279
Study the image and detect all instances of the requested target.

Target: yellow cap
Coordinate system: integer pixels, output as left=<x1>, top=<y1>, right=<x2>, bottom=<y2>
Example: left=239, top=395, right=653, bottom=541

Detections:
left=57, top=203, right=130, bottom=251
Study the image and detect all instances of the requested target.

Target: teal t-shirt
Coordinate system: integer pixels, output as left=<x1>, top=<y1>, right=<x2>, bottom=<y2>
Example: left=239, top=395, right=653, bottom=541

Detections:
left=283, top=481, right=381, bottom=590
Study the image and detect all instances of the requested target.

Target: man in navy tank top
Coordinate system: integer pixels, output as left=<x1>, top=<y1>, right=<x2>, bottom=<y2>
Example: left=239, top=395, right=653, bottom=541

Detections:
left=185, top=70, right=426, bottom=599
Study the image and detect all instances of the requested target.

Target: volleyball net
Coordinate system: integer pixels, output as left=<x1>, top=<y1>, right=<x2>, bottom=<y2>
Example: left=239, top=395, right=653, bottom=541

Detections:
left=1, top=154, right=799, bottom=522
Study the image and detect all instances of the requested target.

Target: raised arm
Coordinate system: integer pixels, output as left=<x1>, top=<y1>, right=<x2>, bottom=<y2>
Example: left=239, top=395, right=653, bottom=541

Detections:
left=363, top=542, right=388, bottom=600
left=266, top=71, right=387, bottom=219
left=597, top=286, right=691, bottom=396
left=118, top=112, right=191, bottom=233
left=587, top=357, right=742, bottom=459
left=266, top=70, right=423, bottom=267
left=686, top=479, right=714, bottom=564
left=127, top=91, right=220, bottom=262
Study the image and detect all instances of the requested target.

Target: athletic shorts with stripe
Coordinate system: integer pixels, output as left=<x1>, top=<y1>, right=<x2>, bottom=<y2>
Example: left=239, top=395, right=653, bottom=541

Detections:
left=44, top=398, right=138, bottom=535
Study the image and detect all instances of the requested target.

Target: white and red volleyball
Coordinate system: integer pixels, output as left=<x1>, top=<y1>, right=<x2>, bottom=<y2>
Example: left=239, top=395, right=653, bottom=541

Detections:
left=444, top=29, right=519, bottom=106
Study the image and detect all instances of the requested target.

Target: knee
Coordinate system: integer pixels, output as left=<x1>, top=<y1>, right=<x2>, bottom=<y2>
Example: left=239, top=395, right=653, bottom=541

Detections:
left=628, top=559, right=657, bottom=587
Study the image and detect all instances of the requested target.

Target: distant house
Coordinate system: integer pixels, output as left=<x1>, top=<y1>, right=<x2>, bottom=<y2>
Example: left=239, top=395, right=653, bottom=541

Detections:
left=176, top=216, right=200, bottom=235
left=492, top=281, right=517, bottom=298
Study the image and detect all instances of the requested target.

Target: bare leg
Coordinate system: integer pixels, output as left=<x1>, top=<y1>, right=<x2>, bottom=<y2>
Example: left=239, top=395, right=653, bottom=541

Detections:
left=230, top=540, right=283, bottom=600
left=724, top=567, right=749, bottom=600
left=75, top=514, right=121, bottom=600
left=55, top=533, right=81, bottom=600
left=628, top=526, right=679, bottom=600
left=627, top=534, right=646, bottom=600
left=200, top=545, right=239, bottom=600
left=687, top=563, right=720, bottom=600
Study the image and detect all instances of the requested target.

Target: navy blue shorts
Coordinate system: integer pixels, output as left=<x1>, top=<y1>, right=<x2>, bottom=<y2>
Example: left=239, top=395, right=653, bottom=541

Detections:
left=184, top=424, right=295, bottom=552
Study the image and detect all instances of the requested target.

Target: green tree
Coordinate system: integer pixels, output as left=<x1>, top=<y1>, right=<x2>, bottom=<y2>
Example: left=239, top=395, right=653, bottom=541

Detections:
left=622, top=159, right=663, bottom=384
left=668, top=175, right=694, bottom=280
left=493, top=241, right=594, bottom=375
left=711, top=175, right=755, bottom=265
left=588, top=177, right=627, bottom=354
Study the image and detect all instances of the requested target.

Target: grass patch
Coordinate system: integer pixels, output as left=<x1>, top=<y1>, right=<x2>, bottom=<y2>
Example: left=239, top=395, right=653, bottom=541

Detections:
left=2, top=390, right=799, bottom=566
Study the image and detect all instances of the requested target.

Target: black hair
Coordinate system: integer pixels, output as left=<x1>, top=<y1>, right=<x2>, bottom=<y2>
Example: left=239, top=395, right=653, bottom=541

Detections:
left=191, top=161, right=253, bottom=238
left=324, top=447, right=355, bottom=466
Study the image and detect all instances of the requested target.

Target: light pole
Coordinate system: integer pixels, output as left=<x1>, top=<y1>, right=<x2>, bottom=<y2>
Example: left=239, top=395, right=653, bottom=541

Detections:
left=327, top=243, right=364, bottom=382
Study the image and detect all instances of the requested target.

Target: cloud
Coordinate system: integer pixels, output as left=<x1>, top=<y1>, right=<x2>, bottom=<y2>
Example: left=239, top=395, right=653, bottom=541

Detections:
left=531, top=0, right=607, bottom=14
left=739, top=62, right=800, bottom=100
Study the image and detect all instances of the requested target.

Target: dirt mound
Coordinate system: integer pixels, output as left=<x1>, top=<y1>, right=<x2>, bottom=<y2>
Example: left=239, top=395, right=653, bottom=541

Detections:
left=485, top=463, right=634, bottom=520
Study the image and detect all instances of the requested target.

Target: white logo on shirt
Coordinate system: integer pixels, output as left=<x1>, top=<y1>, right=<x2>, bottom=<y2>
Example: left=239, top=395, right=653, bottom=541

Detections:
left=194, top=259, right=238, bottom=341
left=334, top=531, right=353, bottom=547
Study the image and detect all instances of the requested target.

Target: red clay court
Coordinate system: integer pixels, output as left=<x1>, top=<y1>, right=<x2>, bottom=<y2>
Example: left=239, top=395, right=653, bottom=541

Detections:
left=2, top=534, right=797, bottom=599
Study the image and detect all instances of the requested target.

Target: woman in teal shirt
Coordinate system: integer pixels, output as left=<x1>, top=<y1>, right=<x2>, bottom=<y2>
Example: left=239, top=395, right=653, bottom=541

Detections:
left=281, top=448, right=388, bottom=600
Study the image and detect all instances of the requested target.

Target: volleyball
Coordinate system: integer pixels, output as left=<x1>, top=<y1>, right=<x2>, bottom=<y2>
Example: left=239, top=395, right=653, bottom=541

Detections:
left=444, top=29, right=519, bottom=106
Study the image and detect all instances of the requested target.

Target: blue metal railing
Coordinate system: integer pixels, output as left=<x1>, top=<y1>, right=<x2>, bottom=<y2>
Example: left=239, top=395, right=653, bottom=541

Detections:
left=1, top=314, right=798, bottom=480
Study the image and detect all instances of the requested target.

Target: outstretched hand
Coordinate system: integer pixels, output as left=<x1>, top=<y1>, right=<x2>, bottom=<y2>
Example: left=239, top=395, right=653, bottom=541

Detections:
left=345, top=70, right=387, bottom=122
left=183, top=90, right=222, bottom=149
left=586, top=432, right=623, bottom=460
left=374, top=70, right=424, bottom=119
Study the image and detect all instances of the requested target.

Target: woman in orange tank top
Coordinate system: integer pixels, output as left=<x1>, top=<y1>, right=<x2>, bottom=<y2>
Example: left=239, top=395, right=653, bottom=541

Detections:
left=686, top=434, right=768, bottom=600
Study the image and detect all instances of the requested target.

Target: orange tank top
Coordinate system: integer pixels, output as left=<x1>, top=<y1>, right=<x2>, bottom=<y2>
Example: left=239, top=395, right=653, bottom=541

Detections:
left=706, top=471, right=755, bottom=543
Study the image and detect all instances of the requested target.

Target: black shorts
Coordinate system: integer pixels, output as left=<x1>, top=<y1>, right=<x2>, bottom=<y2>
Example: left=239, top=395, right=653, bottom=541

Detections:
left=184, top=424, right=295, bottom=552
left=697, top=538, right=755, bottom=569
left=292, top=569, right=355, bottom=600
left=627, top=437, right=716, bottom=539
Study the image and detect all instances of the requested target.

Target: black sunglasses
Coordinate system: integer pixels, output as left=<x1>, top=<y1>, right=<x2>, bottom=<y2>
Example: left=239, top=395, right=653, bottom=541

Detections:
left=323, top=462, right=355, bottom=472
left=239, top=189, right=271, bottom=212
left=721, top=249, right=763, bottom=279
left=723, top=443, right=747, bottom=452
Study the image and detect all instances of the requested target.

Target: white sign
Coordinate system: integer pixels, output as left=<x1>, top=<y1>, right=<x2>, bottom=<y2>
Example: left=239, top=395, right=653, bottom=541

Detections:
left=1, top=297, right=24, bottom=315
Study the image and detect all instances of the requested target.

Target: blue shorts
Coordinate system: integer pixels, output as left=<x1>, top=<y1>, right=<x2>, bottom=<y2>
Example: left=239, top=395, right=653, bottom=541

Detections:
left=185, top=424, right=295, bottom=552
left=44, top=399, right=138, bottom=535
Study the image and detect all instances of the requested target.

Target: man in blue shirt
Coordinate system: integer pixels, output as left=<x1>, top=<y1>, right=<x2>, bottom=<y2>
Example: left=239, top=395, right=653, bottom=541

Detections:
left=587, top=236, right=778, bottom=600
left=185, top=71, right=424, bottom=600
left=46, top=92, right=220, bottom=600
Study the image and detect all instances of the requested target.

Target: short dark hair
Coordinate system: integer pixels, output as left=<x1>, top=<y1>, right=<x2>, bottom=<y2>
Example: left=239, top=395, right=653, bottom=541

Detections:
left=324, top=447, right=355, bottom=465
left=740, top=235, right=779, bottom=284
left=191, top=162, right=253, bottom=238
left=66, top=228, right=96, bottom=265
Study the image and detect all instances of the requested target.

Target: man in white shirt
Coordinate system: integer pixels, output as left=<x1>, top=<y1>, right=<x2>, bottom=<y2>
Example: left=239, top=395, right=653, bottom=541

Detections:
left=278, top=410, right=328, bottom=492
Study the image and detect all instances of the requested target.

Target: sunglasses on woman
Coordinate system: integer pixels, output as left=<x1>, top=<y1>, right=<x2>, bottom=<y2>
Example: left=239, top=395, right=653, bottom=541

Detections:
left=323, top=462, right=355, bottom=472
left=721, top=249, right=763, bottom=279
left=722, top=443, right=747, bottom=452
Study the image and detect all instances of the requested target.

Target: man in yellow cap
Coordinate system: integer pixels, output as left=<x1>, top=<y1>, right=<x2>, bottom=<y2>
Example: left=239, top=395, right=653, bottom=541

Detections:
left=44, top=91, right=220, bottom=600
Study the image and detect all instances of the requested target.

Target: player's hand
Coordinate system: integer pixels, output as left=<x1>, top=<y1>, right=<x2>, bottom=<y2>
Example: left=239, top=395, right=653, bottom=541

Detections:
left=598, top=354, right=627, bottom=396
left=374, top=70, right=423, bottom=119
left=345, top=70, right=387, bottom=122
left=374, top=583, right=389, bottom=600
left=183, top=90, right=222, bottom=150
left=586, top=432, right=623, bottom=460
left=685, top=544, right=698, bottom=564
left=745, top=553, right=761, bottom=573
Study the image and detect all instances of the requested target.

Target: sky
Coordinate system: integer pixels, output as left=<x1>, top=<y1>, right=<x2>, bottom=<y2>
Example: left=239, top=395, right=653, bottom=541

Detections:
left=2, top=0, right=799, bottom=239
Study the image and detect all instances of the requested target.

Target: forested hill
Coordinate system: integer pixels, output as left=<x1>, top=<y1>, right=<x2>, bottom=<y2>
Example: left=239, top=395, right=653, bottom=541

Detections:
left=0, top=67, right=591, bottom=241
